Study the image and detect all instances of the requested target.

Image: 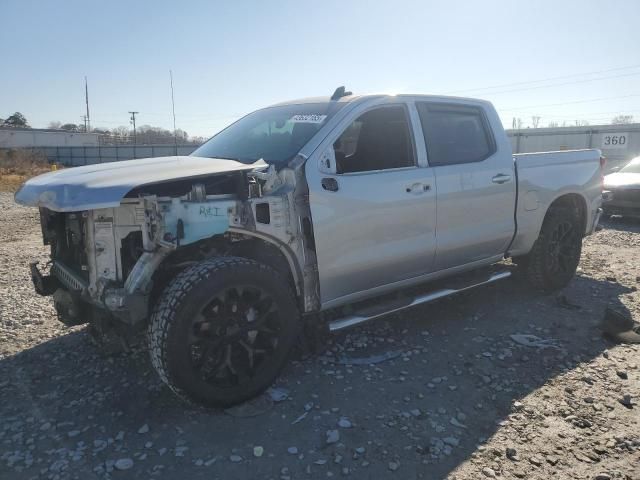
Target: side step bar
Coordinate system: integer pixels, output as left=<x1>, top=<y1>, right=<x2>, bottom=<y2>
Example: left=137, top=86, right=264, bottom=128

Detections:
left=328, top=271, right=511, bottom=332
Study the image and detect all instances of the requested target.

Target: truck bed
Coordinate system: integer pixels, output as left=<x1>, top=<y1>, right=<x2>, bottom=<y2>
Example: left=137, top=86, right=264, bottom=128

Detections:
left=509, top=149, right=603, bottom=256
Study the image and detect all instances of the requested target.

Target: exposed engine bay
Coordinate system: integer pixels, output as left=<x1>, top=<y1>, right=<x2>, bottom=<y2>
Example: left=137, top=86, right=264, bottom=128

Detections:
left=31, top=158, right=319, bottom=328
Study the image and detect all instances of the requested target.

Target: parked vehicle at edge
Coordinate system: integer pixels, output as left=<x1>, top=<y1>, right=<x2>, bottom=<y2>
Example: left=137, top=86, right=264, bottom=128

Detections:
left=603, top=156, right=640, bottom=218
left=15, top=88, right=604, bottom=407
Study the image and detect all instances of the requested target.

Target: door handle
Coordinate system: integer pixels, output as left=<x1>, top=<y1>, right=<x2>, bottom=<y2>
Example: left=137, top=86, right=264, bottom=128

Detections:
left=406, top=183, right=431, bottom=194
left=321, top=177, right=339, bottom=192
left=492, top=174, right=512, bottom=184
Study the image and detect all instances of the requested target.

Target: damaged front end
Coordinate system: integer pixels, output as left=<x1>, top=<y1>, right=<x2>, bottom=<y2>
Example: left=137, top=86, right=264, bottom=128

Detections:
left=26, top=157, right=320, bottom=332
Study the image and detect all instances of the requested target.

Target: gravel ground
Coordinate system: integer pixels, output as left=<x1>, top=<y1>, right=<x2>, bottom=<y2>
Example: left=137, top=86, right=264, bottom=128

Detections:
left=0, top=191, right=638, bottom=480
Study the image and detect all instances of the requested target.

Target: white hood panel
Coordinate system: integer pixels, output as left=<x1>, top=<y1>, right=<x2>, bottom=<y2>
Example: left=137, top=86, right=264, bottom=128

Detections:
left=14, top=156, right=267, bottom=212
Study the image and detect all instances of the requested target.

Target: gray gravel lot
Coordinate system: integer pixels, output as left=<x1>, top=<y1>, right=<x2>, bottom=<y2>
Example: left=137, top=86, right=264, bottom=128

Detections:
left=0, top=191, right=638, bottom=480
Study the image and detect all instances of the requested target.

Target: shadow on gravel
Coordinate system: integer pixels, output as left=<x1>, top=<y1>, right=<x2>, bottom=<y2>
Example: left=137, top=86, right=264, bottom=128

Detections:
left=0, top=272, right=634, bottom=479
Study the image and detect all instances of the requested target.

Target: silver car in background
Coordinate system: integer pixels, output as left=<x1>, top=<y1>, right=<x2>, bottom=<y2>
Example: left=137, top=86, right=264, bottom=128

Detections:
left=603, top=156, right=640, bottom=218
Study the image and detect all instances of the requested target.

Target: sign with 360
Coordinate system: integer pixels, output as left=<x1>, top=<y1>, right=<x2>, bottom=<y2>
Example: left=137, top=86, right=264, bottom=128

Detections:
left=601, top=133, right=629, bottom=149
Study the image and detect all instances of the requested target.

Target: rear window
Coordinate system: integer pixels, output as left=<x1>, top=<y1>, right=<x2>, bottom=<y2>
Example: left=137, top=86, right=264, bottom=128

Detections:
left=416, top=103, right=495, bottom=166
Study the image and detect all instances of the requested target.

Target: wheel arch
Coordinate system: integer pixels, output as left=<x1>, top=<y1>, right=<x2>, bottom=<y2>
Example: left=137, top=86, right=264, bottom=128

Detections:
left=510, top=190, right=589, bottom=258
left=147, top=230, right=305, bottom=317
left=546, top=192, right=589, bottom=235
left=226, top=230, right=304, bottom=298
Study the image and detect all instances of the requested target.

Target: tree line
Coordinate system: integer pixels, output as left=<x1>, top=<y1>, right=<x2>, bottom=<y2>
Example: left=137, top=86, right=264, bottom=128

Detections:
left=4, top=110, right=635, bottom=138
left=1, top=112, right=205, bottom=145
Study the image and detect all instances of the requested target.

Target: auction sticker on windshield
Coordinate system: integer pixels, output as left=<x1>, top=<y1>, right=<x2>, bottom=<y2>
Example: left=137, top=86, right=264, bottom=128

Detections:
left=290, top=114, right=327, bottom=123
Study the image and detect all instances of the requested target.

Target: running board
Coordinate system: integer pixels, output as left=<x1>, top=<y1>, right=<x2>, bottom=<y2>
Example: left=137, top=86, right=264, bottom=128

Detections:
left=328, top=271, right=511, bottom=332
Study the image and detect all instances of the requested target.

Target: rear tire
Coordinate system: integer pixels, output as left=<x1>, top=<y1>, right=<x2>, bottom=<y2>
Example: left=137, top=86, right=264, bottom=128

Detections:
left=148, top=257, right=300, bottom=407
left=521, top=207, right=583, bottom=291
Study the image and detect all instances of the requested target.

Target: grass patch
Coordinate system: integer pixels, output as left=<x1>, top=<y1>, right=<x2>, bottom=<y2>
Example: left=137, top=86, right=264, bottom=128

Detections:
left=0, top=149, right=53, bottom=191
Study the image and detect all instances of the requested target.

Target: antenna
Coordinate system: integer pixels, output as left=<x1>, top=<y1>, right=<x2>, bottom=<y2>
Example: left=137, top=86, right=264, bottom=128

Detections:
left=331, top=86, right=352, bottom=101
left=84, top=76, right=91, bottom=131
left=169, top=69, right=178, bottom=154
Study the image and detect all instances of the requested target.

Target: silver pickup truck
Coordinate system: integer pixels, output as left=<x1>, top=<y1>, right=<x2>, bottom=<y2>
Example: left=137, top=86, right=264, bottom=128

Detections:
left=15, top=89, right=604, bottom=407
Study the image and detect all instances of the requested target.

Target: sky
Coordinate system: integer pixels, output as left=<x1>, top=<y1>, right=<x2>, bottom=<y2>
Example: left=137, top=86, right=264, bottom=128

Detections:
left=1, top=0, right=640, bottom=138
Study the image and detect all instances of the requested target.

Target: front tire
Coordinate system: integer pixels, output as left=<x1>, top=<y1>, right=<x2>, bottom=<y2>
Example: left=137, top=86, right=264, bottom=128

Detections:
left=148, top=257, right=300, bottom=407
left=521, top=207, right=583, bottom=291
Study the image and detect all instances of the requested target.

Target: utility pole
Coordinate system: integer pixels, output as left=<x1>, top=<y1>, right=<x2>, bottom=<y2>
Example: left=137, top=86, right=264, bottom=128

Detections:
left=81, top=115, right=88, bottom=132
left=129, top=111, right=139, bottom=144
left=169, top=69, right=178, bottom=155
left=84, top=76, right=91, bottom=132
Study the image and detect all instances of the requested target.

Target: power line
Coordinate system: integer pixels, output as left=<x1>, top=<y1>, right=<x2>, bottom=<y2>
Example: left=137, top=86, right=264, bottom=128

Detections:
left=500, top=108, right=640, bottom=120
left=91, top=112, right=243, bottom=121
left=499, top=94, right=640, bottom=111
left=444, top=63, right=640, bottom=95
left=464, top=71, right=640, bottom=96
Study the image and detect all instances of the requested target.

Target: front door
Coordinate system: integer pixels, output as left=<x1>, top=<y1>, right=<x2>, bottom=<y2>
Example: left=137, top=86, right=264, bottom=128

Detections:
left=306, top=103, right=437, bottom=306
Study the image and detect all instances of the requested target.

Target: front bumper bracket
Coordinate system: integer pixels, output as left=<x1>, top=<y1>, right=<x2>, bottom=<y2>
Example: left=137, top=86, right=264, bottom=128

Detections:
left=30, top=262, right=59, bottom=296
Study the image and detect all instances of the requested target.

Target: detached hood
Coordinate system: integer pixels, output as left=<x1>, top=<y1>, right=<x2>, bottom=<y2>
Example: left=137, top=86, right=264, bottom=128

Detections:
left=14, top=156, right=267, bottom=212
left=604, top=171, right=640, bottom=189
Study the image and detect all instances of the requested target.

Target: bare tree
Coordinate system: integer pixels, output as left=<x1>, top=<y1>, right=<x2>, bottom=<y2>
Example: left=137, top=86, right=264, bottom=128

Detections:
left=111, top=126, right=130, bottom=138
left=548, top=121, right=559, bottom=128
left=60, top=123, right=79, bottom=132
left=611, top=114, right=634, bottom=125
left=48, top=121, right=62, bottom=129
left=531, top=116, right=541, bottom=128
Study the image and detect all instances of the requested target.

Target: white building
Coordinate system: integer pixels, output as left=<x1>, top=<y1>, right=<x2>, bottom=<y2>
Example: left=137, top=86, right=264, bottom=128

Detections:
left=0, top=127, right=100, bottom=148
left=507, top=123, right=640, bottom=171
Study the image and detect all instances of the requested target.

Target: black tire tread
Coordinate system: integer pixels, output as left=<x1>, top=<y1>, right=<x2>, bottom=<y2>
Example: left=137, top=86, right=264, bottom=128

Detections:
left=522, top=207, right=581, bottom=291
left=147, top=256, right=298, bottom=406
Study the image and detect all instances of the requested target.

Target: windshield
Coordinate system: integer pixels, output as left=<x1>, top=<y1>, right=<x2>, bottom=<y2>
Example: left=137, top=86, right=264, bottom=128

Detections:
left=191, top=103, right=343, bottom=165
left=621, top=157, right=640, bottom=173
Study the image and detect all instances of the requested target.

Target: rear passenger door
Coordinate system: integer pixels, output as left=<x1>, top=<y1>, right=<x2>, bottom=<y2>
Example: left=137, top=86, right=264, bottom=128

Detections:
left=416, top=102, right=516, bottom=271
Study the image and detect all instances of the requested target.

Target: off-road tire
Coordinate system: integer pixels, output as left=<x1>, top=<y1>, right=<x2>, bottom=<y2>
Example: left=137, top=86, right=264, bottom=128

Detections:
left=148, top=256, right=300, bottom=407
left=521, top=207, right=583, bottom=291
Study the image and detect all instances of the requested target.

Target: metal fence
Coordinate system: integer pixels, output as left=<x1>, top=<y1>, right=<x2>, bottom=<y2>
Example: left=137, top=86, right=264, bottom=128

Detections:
left=507, top=123, right=640, bottom=173
left=15, top=144, right=199, bottom=166
left=6, top=123, right=640, bottom=172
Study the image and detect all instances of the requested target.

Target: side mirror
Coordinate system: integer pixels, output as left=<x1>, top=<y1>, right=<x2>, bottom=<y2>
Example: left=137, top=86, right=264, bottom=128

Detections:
left=318, top=147, right=337, bottom=174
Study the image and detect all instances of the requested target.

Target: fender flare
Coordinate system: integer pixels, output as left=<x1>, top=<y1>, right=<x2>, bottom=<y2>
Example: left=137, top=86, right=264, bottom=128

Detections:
left=227, top=227, right=305, bottom=297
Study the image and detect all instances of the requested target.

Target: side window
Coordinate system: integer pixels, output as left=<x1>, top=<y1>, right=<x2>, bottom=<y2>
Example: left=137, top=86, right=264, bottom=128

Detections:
left=416, top=103, right=495, bottom=166
left=334, top=106, right=415, bottom=174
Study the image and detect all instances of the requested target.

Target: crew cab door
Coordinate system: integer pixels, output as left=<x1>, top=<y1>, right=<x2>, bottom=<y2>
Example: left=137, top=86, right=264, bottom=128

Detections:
left=415, top=101, right=516, bottom=270
left=306, top=101, right=437, bottom=307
